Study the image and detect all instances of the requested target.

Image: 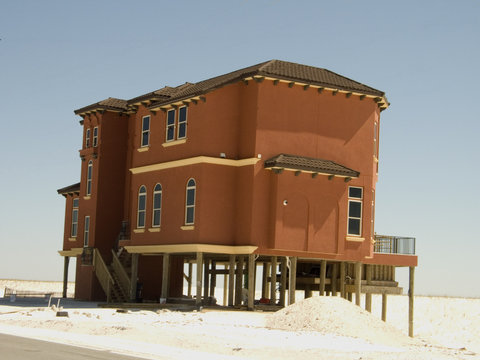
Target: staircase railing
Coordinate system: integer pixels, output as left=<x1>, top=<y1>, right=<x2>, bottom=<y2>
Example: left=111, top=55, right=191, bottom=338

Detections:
left=111, top=249, right=131, bottom=300
left=93, top=248, right=114, bottom=302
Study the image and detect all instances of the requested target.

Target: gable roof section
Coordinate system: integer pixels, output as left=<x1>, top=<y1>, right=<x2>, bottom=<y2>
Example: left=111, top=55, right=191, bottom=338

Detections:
left=264, top=154, right=360, bottom=178
left=74, top=97, right=128, bottom=115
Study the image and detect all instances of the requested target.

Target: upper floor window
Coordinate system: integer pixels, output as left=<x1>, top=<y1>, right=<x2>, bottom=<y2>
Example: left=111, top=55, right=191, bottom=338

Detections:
left=185, top=178, right=196, bottom=225
left=71, top=198, right=79, bottom=237
left=137, top=185, right=147, bottom=228
left=141, top=116, right=150, bottom=147
left=93, top=126, right=98, bottom=147
left=85, top=128, right=91, bottom=148
left=86, top=160, right=93, bottom=196
left=166, top=106, right=187, bottom=142
left=178, top=106, right=187, bottom=139
left=166, top=109, right=176, bottom=142
left=347, top=187, right=363, bottom=236
left=152, top=184, right=162, bottom=227
left=84, top=215, right=90, bottom=247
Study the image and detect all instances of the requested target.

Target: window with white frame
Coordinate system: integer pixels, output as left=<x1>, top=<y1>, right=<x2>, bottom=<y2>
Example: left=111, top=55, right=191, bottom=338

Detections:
left=86, top=160, right=93, bottom=196
left=93, top=126, right=98, bottom=147
left=347, top=187, right=363, bottom=236
left=177, top=106, right=187, bottom=139
left=185, top=178, right=196, bottom=225
left=141, top=116, right=150, bottom=147
left=137, top=185, right=147, bottom=228
left=84, top=216, right=90, bottom=247
left=85, top=128, right=91, bottom=148
left=71, top=198, right=79, bottom=237
left=152, top=184, right=162, bottom=227
left=166, top=109, right=176, bottom=142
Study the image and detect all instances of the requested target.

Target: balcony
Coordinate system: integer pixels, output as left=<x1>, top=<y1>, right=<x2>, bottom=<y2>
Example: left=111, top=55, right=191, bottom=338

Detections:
left=374, top=235, right=416, bottom=255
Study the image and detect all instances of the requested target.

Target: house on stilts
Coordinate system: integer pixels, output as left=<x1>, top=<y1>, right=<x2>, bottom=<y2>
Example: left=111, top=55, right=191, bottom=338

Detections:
left=57, top=60, right=417, bottom=335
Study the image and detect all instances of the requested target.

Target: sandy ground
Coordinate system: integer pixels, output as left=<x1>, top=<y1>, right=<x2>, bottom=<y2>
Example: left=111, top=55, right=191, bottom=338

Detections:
left=0, top=280, right=478, bottom=359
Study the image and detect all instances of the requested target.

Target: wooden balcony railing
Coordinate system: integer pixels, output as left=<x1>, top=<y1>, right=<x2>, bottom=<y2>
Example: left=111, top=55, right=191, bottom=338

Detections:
left=93, top=249, right=114, bottom=302
left=374, top=235, right=416, bottom=255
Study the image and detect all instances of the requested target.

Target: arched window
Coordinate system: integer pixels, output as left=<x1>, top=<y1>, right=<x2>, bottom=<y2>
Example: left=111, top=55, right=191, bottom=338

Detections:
left=86, top=160, right=93, bottom=196
left=137, top=185, right=147, bottom=228
left=185, top=178, right=196, bottom=225
left=152, top=184, right=162, bottom=227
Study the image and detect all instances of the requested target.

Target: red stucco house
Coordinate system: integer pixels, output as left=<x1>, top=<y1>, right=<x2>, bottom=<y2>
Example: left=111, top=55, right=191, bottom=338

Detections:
left=58, top=60, right=417, bottom=329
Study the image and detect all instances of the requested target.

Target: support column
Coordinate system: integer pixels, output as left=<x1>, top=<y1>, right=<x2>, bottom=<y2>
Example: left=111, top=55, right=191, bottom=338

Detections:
left=62, top=256, right=70, bottom=298
left=365, top=264, right=372, bottom=312
left=331, top=263, right=338, bottom=296
left=228, top=255, right=235, bottom=306
left=223, top=264, right=228, bottom=306
left=210, top=260, right=216, bottom=298
left=235, top=256, right=244, bottom=305
left=339, top=262, right=346, bottom=298
left=319, top=260, right=326, bottom=296
left=248, top=254, right=255, bottom=310
left=187, top=262, right=193, bottom=297
left=288, top=257, right=297, bottom=305
left=279, top=257, right=287, bottom=307
left=203, top=258, right=210, bottom=300
left=195, top=252, right=203, bottom=306
left=381, top=293, right=387, bottom=321
left=355, top=262, right=362, bottom=306
left=270, top=256, right=277, bottom=305
left=130, top=253, right=139, bottom=302
left=262, top=262, right=269, bottom=299
left=161, top=254, right=170, bottom=301
left=409, top=266, right=415, bottom=337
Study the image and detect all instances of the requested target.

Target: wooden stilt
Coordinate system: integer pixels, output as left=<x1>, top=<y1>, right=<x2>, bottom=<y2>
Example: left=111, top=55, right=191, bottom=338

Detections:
left=339, top=262, right=346, bottom=298
left=270, top=256, right=277, bottom=304
left=130, top=253, right=139, bottom=302
left=62, top=256, right=70, bottom=298
left=210, top=260, right=216, bottom=298
left=203, top=258, right=210, bottom=300
left=187, top=262, right=193, bottom=297
left=279, top=257, right=287, bottom=306
left=331, top=263, right=338, bottom=296
left=195, top=252, right=203, bottom=306
left=248, top=254, right=255, bottom=310
left=381, top=293, right=387, bottom=321
left=235, top=256, right=244, bottom=305
left=228, top=255, right=235, bottom=306
left=365, top=264, right=372, bottom=312
left=223, top=264, right=228, bottom=306
left=304, top=285, right=312, bottom=298
left=347, top=292, right=352, bottom=302
left=319, top=260, right=326, bottom=296
left=262, top=262, right=268, bottom=299
left=161, top=254, right=170, bottom=300
left=409, top=266, right=415, bottom=337
left=355, top=262, right=362, bottom=306
left=288, top=257, right=297, bottom=305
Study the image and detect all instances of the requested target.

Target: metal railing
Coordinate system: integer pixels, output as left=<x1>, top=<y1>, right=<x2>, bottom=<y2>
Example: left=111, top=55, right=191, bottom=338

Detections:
left=374, top=235, right=416, bottom=255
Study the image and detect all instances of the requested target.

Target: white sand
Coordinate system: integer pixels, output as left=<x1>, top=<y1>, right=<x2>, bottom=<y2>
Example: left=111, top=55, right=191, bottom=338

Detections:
left=0, top=280, right=478, bottom=359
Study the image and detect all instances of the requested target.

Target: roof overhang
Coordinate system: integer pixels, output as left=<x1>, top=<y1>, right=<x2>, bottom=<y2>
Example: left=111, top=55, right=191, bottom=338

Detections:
left=57, top=182, right=81, bottom=197
left=58, top=248, right=83, bottom=257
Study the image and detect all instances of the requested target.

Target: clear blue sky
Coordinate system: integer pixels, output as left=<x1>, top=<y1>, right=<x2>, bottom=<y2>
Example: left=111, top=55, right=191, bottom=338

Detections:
left=1, top=1, right=479, bottom=297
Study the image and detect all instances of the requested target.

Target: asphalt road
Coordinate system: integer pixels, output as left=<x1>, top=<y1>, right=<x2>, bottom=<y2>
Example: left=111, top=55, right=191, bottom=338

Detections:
left=0, top=333, right=148, bottom=360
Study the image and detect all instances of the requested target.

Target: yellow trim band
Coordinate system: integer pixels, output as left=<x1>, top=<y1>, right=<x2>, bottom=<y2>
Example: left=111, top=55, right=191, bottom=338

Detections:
left=124, top=244, right=258, bottom=255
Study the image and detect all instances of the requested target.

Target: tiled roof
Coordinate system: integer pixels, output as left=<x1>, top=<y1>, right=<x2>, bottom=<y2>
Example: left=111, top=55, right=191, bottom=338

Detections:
left=74, top=97, right=127, bottom=115
left=148, top=60, right=386, bottom=108
left=264, top=154, right=360, bottom=178
left=57, top=182, right=81, bottom=195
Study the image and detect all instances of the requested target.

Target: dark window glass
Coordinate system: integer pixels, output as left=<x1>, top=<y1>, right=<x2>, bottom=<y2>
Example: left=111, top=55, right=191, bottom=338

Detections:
left=167, top=110, right=175, bottom=125
left=178, top=122, right=186, bottom=139
left=142, top=116, right=150, bottom=131
left=349, top=187, right=362, bottom=199
left=179, top=107, right=187, bottom=122
left=138, top=212, right=145, bottom=228
left=167, top=126, right=175, bottom=141
left=187, top=188, right=195, bottom=206
left=73, top=199, right=79, bottom=207
left=153, top=193, right=162, bottom=209
left=348, top=219, right=361, bottom=235
left=349, top=201, right=361, bottom=218
left=153, top=211, right=161, bottom=227
left=141, top=116, right=150, bottom=147
left=166, top=110, right=176, bottom=141
left=186, top=207, right=194, bottom=224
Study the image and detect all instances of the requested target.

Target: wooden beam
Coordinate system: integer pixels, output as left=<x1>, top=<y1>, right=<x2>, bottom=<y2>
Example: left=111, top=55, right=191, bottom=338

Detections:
left=130, top=253, right=139, bottom=302
left=195, top=252, right=203, bottom=306
left=248, top=254, right=255, bottom=310
left=344, top=285, right=402, bottom=295
left=273, top=79, right=279, bottom=85
left=355, top=262, right=362, bottom=306
left=270, top=256, right=277, bottom=305
left=161, top=254, right=170, bottom=300
left=279, top=257, right=287, bottom=307
left=339, top=262, right=346, bottom=298
left=228, top=255, right=235, bottom=306
left=409, top=266, right=415, bottom=337
left=288, top=257, right=297, bottom=305
left=365, top=264, right=372, bottom=312
left=332, top=90, right=338, bottom=96
left=382, top=293, right=387, bottom=321
left=319, top=260, right=326, bottom=296
left=331, top=262, right=338, bottom=296
left=303, top=85, right=309, bottom=91
left=288, top=82, right=294, bottom=88
left=311, top=173, right=318, bottom=178
left=317, top=87, right=324, bottom=93
left=294, top=170, right=301, bottom=176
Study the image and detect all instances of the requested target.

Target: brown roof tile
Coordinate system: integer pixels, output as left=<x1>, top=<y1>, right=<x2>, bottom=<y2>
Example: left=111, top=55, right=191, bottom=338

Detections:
left=74, top=97, right=127, bottom=115
left=264, top=154, right=360, bottom=178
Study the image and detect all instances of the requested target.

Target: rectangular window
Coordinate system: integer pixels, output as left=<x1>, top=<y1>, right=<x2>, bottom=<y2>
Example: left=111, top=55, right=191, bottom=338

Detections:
left=166, top=109, right=176, bottom=142
left=71, top=198, right=79, bottom=237
left=84, top=216, right=90, bottom=247
left=347, top=187, right=363, bottom=236
left=177, top=106, right=187, bottom=139
left=93, top=127, right=98, bottom=147
left=141, top=116, right=150, bottom=147
left=85, top=128, right=91, bottom=148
